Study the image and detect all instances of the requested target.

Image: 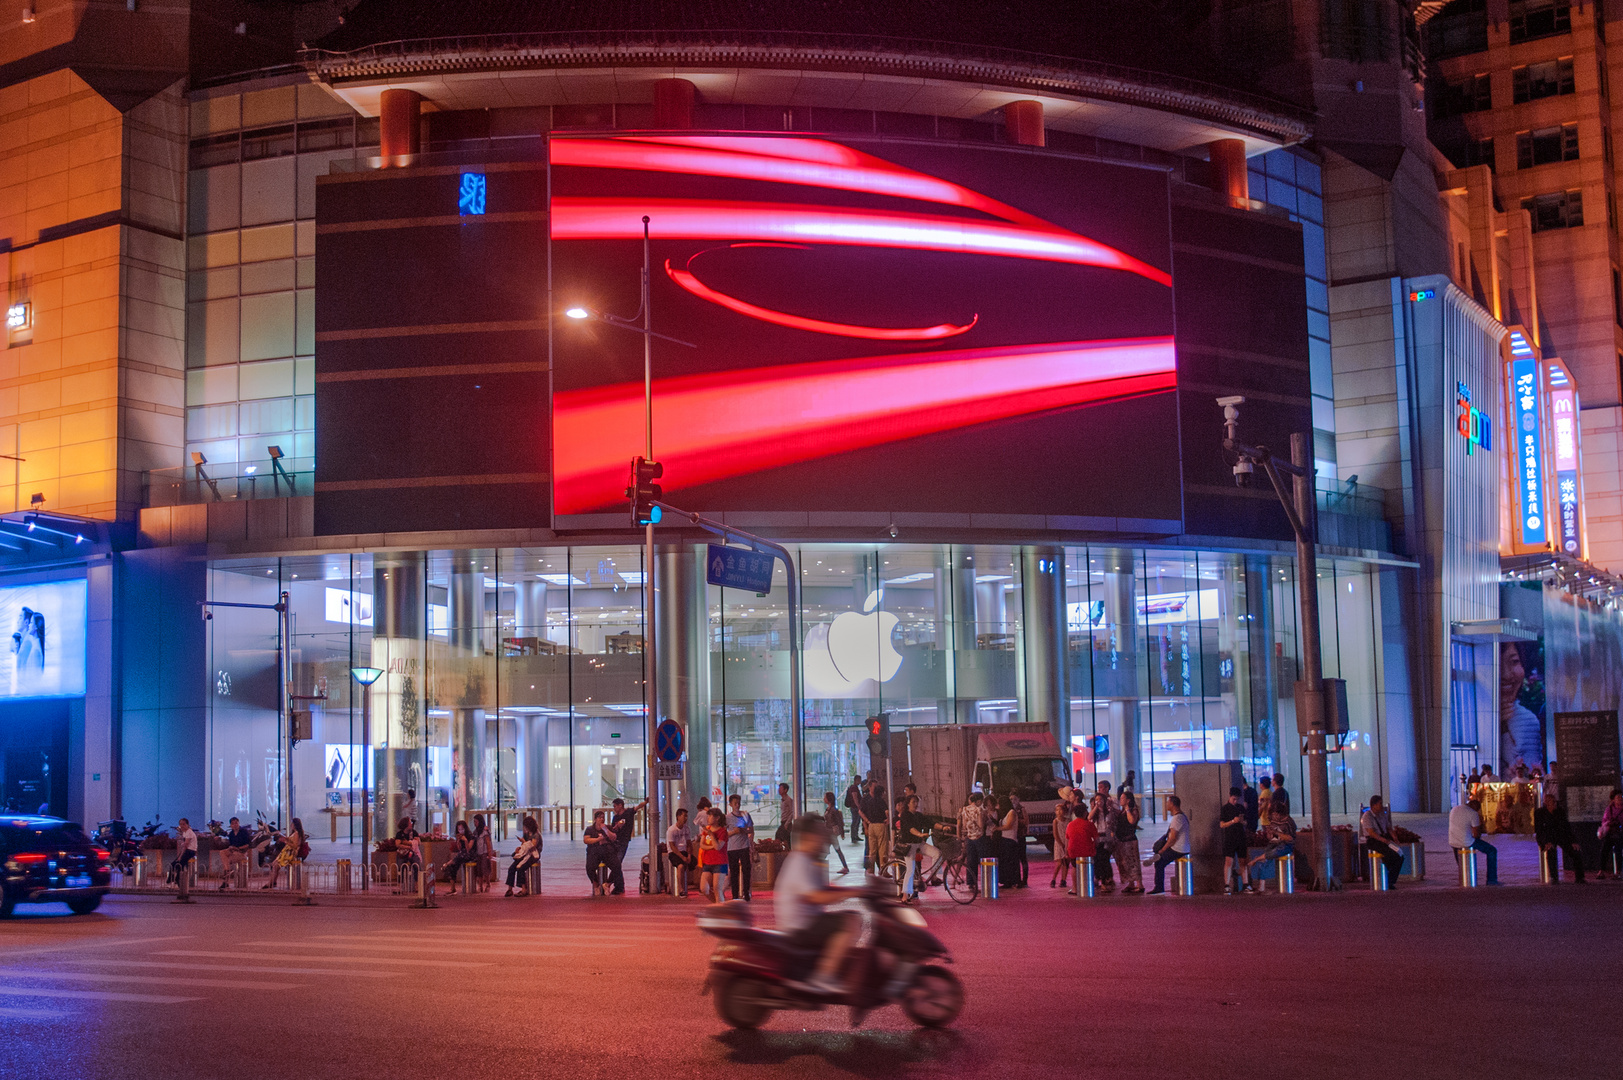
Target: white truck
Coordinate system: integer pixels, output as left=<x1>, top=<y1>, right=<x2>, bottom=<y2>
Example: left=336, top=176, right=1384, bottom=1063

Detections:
left=895, top=722, right=1070, bottom=849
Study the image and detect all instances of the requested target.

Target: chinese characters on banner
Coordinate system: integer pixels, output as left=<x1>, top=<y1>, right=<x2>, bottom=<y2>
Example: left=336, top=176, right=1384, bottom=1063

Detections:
left=1548, top=361, right=1583, bottom=557
left=1510, top=357, right=1547, bottom=547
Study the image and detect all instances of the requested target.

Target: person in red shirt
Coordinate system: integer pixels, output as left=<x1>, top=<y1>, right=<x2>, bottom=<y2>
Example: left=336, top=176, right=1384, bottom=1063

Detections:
left=1065, top=812, right=1099, bottom=896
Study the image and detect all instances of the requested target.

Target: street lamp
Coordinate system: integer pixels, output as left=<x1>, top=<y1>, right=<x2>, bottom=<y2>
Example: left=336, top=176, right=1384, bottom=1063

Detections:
left=350, top=665, right=384, bottom=889
left=562, top=216, right=693, bottom=894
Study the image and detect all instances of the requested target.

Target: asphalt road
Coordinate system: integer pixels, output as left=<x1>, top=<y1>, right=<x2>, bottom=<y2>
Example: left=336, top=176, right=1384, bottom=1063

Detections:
left=0, top=879, right=1619, bottom=1080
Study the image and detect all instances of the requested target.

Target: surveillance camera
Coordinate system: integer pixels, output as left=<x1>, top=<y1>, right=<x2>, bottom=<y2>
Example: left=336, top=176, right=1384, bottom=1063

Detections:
left=1233, top=460, right=1253, bottom=487
left=1216, top=396, right=1246, bottom=408
left=888, top=524, right=898, bottom=538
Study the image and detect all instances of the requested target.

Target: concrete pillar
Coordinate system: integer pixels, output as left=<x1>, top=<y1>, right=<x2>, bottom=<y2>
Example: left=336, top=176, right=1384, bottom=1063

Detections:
left=654, top=78, right=696, bottom=129
left=1243, top=557, right=1280, bottom=781
left=379, top=88, right=422, bottom=163
left=1003, top=99, right=1045, bottom=147
left=1018, top=547, right=1068, bottom=746
left=935, top=548, right=978, bottom=724
left=448, top=555, right=487, bottom=814
left=373, top=553, right=424, bottom=837
left=657, top=547, right=709, bottom=818
left=1207, top=138, right=1249, bottom=205
left=1101, top=552, right=1140, bottom=791
left=514, top=580, right=547, bottom=636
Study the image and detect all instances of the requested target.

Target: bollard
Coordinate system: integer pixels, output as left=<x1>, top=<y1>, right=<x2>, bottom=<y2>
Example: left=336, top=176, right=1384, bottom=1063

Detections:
left=525, top=861, right=542, bottom=895
left=1610, top=848, right=1622, bottom=877
left=1540, top=847, right=1558, bottom=884
left=1174, top=856, right=1194, bottom=896
left=173, top=858, right=194, bottom=903
left=235, top=857, right=249, bottom=890
left=1369, top=851, right=1390, bottom=891
left=132, top=856, right=145, bottom=888
left=1277, top=855, right=1295, bottom=894
left=980, top=857, right=999, bottom=899
left=460, top=862, right=477, bottom=895
left=336, top=859, right=352, bottom=894
left=1077, top=866, right=1096, bottom=898
left=1457, top=848, right=1478, bottom=888
left=414, top=862, right=438, bottom=908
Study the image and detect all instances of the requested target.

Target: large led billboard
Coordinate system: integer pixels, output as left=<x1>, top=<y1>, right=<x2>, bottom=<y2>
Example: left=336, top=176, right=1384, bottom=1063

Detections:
left=549, top=134, right=1181, bottom=522
left=0, top=578, right=87, bottom=698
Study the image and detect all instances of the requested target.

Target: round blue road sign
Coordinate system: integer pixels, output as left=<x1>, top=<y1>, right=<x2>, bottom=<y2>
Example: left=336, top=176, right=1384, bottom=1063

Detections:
left=655, top=719, right=684, bottom=762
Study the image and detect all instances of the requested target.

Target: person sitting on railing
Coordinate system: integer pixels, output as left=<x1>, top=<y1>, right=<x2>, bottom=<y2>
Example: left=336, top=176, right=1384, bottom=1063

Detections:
left=505, top=818, right=541, bottom=897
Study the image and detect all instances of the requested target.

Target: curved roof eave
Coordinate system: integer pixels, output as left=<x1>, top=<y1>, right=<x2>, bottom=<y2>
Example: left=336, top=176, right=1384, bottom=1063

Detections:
left=299, top=33, right=1314, bottom=147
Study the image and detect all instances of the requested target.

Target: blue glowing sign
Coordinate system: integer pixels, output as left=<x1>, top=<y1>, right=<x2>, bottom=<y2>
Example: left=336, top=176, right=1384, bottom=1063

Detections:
left=1511, top=357, right=1547, bottom=546
left=706, top=544, right=775, bottom=593
left=458, top=172, right=486, bottom=216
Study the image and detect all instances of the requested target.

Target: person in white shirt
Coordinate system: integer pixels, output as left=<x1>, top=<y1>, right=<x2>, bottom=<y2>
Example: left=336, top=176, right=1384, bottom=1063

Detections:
left=725, top=794, right=755, bottom=901
left=1148, top=796, right=1190, bottom=895
left=172, top=818, right=198, bottom=897
left=774, top=815, right=863, bottom=997
left=1448, top=798, right=1499, bottom=885
left=666, top=808, right=696, bottom=897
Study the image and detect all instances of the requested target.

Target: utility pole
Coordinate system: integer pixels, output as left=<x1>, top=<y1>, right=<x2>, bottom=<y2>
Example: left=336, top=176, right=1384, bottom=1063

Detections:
left=1220, top=399, right=1341, bottom=891
left=641, top=215, right=662, bottom=895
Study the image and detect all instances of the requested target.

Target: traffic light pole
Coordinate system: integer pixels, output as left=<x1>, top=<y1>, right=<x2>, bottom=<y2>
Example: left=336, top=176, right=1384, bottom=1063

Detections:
left=641, top=216, right=663, bottom=895
left=653, top=501, right=805, bottom=817
left=1223, top=411, right=1340, bottom=891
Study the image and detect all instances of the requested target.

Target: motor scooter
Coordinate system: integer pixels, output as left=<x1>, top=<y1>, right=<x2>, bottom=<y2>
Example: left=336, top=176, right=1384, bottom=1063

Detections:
left=698, top=882, right=964, bottom=1030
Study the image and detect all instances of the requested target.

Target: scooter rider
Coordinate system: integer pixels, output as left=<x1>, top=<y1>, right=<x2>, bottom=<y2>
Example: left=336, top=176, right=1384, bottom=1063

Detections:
left=776, top=814, right=865, bottom=997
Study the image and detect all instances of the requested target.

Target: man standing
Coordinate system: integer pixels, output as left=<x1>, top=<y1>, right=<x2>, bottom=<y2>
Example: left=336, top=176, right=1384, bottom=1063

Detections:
left=843, top=775, right=864, bottom=844
left=1221, top=787, right=1253, bottom=894
left=725, top=794, right=755, bottom=900
left=1534, top=791, right=1586, bottom=883
left=1448, top=797, right=1499, bottom=885
left=666, top=807, right=695, bottom=897
left=172, top=818, right=198, bottom=902
left=775, top=782, right=796, bottom=845
left=1148, top=795, right=1190, bottom=895
left=1271, top=774, right=1290, bottom=816
left=1360, top=795, right=1406, bottom=887
left=859, top=779, right=889, bottom=873
left=958, top=792, right=989, bottom=891
left=219, top=816, right=252, bottom=890
left=606, top=795, right=648, bottom=895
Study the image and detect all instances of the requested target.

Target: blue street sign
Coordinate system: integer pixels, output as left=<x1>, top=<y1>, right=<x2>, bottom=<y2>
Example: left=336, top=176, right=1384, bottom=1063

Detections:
left=655, top=719, right=684, bottom=762
left=706, top=544, right=775, bottom=593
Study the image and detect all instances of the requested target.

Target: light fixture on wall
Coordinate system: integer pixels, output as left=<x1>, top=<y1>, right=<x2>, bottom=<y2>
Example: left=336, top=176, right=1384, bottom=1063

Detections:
left=28, top=493, right=43, bottom=508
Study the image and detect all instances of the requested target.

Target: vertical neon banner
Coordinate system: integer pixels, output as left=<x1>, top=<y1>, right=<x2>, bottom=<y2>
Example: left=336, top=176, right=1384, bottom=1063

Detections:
left=1510, top=356, right=1548, bottom=547
left=1549, top=362, right=1583, bottom=556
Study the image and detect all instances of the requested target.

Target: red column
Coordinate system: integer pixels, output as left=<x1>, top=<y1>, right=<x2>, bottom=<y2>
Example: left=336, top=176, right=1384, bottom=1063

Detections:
left=379, top=88, right=422, bottom=164
left=1003, top=100, right=1045, bottom=147
left=654, top=78, right=696, bottom=129
left=1207, top=138, right=1249, bottom=206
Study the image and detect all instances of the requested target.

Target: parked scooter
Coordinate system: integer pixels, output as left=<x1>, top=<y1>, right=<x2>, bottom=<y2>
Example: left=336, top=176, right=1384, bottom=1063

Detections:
left=95, top=819, right=165, bottom=874
left=698, top=883, right=964, bottom=1030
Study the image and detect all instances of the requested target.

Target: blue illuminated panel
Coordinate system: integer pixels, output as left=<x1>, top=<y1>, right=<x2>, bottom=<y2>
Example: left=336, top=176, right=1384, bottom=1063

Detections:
left=1510, top=357, right=1547, bottom=546
left=459, top=172, right=487, bottom=216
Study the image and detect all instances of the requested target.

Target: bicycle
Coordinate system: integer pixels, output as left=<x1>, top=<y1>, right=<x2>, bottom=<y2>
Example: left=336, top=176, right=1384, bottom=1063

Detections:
left=882, top=829, right=977, bottom=905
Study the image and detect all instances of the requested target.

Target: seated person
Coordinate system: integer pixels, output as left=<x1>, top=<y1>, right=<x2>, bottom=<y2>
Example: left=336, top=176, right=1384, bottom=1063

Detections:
left=1360, top=795, right=1405, bottom=888
left=1248, top=805, right=1297, bottom=879
left=775, top=814, right=866, bottom=996
left=394, top=818, right=422, bottom=875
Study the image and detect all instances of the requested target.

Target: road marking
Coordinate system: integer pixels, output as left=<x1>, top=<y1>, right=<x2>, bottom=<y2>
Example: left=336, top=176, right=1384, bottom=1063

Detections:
left=0, top=1005, right=62, bottom=1020
left=232, top=940, right=634, bottom=957
left=157, top=950, right=495, bottom=968
left=310, top=931, right=674, bottom=945
left=0, top=934, right=193, bottom=962
left=0, top=985, right=197, bottom=1004
left=0, top=968, right=298, bottom=991
left=63, top=960, right=401, bottom=978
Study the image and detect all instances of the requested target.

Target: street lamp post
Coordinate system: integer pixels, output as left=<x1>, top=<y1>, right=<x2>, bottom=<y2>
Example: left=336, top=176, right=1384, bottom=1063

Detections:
left=350, top=666, right=384, bottom=890
left=565, top=217, right=696, bottom=893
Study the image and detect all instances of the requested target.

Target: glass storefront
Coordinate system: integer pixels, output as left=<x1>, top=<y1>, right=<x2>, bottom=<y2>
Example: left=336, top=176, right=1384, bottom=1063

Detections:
left=201, top=543, right=1393, bottom=836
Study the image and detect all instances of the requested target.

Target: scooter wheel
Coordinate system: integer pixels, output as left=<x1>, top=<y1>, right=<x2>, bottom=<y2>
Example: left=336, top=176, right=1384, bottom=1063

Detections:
left=902, top=965, right=964, bottom=1028
left=713, top=974, right=774, bottom=1030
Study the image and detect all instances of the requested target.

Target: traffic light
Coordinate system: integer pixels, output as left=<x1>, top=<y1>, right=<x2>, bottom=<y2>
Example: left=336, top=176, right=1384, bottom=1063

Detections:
left=864, top=713, right=890, bottom=759
left=626, top=457, right=663, bottom=526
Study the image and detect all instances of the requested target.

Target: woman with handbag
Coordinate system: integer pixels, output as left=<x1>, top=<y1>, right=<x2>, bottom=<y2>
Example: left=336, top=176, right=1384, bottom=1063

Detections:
left=263, top=818, right=306, bottom=890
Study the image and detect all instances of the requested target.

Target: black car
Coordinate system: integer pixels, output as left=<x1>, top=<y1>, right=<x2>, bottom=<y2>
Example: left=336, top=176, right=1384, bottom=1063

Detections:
left=0, top=816, right=112, bottom=916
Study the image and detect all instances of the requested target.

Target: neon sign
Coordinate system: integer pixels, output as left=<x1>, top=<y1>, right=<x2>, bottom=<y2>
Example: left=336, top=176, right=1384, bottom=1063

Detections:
left=1550, top=363, right=1581, bottom=554
left=1511, top=357, right=1547, bottom=545
left=1455, top=380, right=1491, bottom=455
left=458, top=172, right=486, bottom=216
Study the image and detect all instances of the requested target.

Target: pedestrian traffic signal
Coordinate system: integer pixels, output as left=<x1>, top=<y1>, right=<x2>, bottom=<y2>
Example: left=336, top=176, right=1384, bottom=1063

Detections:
left=865, top=713, right=890, bottom=759
left=626, top=457, right=663, bottom=526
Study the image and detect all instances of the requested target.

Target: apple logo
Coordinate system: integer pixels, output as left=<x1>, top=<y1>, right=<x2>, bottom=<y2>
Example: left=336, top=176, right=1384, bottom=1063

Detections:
left=805, top=590, right=902, bottom=696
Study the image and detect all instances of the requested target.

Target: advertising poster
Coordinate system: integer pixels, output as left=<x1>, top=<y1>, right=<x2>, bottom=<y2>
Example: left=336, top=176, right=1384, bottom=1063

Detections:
left=0, top=578, right=88, bottom=699
left=1499, top=639, right=1546, bottom=775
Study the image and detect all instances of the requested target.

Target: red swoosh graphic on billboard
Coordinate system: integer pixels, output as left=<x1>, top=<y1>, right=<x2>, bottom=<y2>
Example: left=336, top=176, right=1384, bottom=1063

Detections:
left=665, top=259, right=978, bottom=340
left=553, top=337, right=1175, bottom=513
left=552, top=197, right=1174, bottom=286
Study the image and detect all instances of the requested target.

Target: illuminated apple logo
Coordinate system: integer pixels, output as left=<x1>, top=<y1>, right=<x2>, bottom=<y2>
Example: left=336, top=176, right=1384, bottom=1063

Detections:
left=802, top=589, right=903, bottom=699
